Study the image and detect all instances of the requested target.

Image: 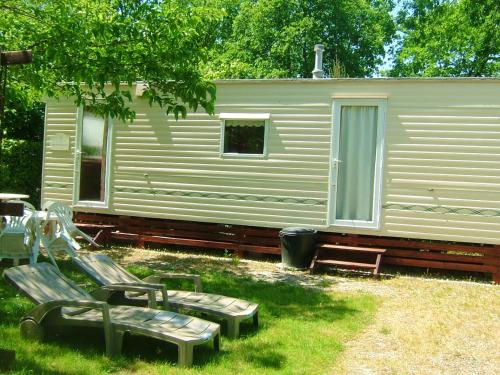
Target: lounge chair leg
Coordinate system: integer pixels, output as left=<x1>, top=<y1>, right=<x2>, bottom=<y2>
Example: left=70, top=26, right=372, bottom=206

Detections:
left=20, top=318, right=44, bottom=341
left=106, top=330, right=124, bottom=357
left=213, top=333, right=220, bottom=352
left=226, top=318, right=239, bottom=339
left=114, top=330, right=125, bottom=356
left=44, top=248, right=59, bottom=270
left=178, top=344, right=193, bottom=367
left=253, top=312, right=259, bottom=329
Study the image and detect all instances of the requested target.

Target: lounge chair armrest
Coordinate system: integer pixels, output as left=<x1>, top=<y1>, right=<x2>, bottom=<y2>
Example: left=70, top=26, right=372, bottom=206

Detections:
left=143, top=273, right=203, bottom=292
left=101, top=284, right=160, bottom=309
left=115, top=281, right=165, bottom=290
left=103, top=284, right=158, bottom=293
left=28, top=299, right=111, bottom=326
left=93, top=282, right=169, bottom=309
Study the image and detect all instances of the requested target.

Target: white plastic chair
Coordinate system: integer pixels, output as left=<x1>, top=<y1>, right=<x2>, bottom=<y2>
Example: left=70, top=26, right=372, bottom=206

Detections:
left=0, top=201, right=37, bottom=265
left=49, top=202, right=99, bottom=247
left=40, top=202, right=99, bottom=267
left=37, top=203, right=76, bottom=269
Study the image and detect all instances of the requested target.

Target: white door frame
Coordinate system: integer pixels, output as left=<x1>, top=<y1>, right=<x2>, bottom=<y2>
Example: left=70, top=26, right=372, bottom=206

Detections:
left=327, top=98, right=387, bottom=229
left=73, top=106, right=113, bottom=208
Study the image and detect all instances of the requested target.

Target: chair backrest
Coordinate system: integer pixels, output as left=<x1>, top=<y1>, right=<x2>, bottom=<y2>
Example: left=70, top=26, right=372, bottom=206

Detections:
left=0, top=213, right=35, bottom=258
left=2, top=200, right=36, bottom=234
left=3, top=263, right=93, bottom=305
left=72, top=254, right=141, bottom=286
left=2, top=215, right=27, bottom=234
left=23, top=216, right=37, bottom=249
left=46, top=202, right=75, bottom=232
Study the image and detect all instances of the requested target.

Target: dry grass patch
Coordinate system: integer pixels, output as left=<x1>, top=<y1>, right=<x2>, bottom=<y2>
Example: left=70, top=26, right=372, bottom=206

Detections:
left=333, top=277, right=499, bottom=375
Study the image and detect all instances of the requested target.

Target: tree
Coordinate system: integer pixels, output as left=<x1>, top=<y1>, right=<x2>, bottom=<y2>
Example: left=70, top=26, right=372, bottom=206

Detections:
left=390, top=0, right=499, bottom=77
left=204, top=0, right=395, bottom=79
left=0, top=0, right=223, bottom=121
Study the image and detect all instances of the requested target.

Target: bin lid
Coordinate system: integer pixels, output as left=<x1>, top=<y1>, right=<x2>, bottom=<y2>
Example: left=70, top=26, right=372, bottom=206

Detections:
left=279, top=227, right=317, bottom=236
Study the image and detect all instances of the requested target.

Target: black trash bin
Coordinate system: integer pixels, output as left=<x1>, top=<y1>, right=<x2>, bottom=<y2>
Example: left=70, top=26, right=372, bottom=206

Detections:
left=279, top=227, right=317, bottom=268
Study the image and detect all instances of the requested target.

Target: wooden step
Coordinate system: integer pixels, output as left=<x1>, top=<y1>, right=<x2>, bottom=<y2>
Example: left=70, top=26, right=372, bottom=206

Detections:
left=76, top=223, right=116, bottom=245
left=310, top=245, right=386, bottom=276
left=317, top=244, right=386, bottom=254
left=314, top=259, right=377, bottom=269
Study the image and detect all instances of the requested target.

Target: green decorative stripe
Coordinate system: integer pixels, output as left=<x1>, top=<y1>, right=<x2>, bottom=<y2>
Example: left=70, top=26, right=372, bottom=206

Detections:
left=45, top=182, right=326, bottom=205
left=114, top=187, right=327, bottom=206
left=46, top=183, right=72, bottom=189
left=43, top=184, right=500, bottom=216
left=383, top=204, right=500, bottom=217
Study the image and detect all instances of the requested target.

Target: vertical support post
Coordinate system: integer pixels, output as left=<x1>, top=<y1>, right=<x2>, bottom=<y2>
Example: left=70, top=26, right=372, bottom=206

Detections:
left=374, top=253, right=382, bottom=275
left=226, top=317, right=240, bottom=339
left=137, top=236, right=145, bottom=249
left=177, top=344, right=194, bottom=367
left=0, top=62, right=7, bottom=162
left=0, top=49, right=32, bottom=163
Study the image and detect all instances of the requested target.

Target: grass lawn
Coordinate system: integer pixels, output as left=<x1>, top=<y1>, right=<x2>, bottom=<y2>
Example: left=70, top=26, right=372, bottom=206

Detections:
left=0, top=252, right=377, bottom=375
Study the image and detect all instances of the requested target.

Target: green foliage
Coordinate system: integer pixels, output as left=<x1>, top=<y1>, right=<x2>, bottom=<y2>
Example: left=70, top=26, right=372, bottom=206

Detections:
left=223, top=249, right=240, bottom=265
left=0, top=138, right=42, bottom=207
left=390, top=0, right=500, bottom=77
left=1, top=96, right=44, bottom=141
left=204, top=0, right=395, bottom=78
left=0, top=0, right=224, bottom=121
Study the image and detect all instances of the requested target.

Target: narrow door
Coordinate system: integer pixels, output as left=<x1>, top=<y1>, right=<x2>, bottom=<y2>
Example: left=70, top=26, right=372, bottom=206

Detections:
left=329, top=99, right=386, bottom=229
left=75, top=109, right=111, bottom=205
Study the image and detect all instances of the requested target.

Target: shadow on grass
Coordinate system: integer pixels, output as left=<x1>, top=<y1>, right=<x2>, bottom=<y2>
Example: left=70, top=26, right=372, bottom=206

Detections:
left=0, top=253, right=371, bottom=373
left=238, top=342, right=287, bottom=369
left=104, top=249, right=363, bottom=323
left=382, top=264, right=493, bottom=284
left=103, top=245, right=495, bottom=285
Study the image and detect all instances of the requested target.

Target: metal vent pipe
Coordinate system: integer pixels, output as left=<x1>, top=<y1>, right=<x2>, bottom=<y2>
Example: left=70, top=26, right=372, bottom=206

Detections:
left=312, top=44, right=324, bottom=79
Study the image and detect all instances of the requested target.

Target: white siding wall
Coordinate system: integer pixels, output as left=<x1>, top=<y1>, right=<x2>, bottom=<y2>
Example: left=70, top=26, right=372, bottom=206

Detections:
left=41, top=100, right=77, bottom=205
left=379, top=80, right=500, bottom=244
left=110, top=82, right=331, bottom=227
left=41, top=79, right=500, bottom=244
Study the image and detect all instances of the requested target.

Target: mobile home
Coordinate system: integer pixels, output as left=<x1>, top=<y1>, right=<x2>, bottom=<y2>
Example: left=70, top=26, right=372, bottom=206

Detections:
left=41, top=77, right=500, bottom=278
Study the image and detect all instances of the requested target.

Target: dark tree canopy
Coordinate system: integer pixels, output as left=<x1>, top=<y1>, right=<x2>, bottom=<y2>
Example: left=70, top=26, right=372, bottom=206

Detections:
left=390, top=0, right=500, bottom=77
left=0, top=0, right=223, bottom=121
left=204, top=0, right=395, bottom=79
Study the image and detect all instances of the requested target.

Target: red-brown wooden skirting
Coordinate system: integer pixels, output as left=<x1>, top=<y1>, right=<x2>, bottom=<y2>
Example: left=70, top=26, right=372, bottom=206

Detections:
left=74, top=212, right=500, bottom=283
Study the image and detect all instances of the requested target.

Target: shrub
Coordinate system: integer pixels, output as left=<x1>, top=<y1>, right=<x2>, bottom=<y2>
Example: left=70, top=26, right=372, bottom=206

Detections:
left=0, top=139, right=43, bottom=208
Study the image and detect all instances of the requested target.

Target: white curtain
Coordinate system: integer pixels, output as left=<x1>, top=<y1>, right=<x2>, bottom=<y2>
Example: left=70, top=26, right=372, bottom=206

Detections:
left=335, top=106, right=378, bottom=221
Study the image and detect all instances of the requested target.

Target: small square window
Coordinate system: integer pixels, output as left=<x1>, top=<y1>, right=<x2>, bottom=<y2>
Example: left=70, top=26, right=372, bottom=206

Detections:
left=222, top=119, right=266, bottom=155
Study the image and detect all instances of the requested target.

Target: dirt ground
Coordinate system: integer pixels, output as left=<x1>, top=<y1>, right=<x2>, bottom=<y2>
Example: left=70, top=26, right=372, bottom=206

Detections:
left=100, top=247, right=500, bottom=375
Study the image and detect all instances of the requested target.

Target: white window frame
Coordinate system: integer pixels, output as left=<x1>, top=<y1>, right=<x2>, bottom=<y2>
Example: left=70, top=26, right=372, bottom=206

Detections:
left=73, top=106, right=113, bottom=209
left=219, top=113, right=270, bottom=158
left=327, top=98, right=387, bottom=229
